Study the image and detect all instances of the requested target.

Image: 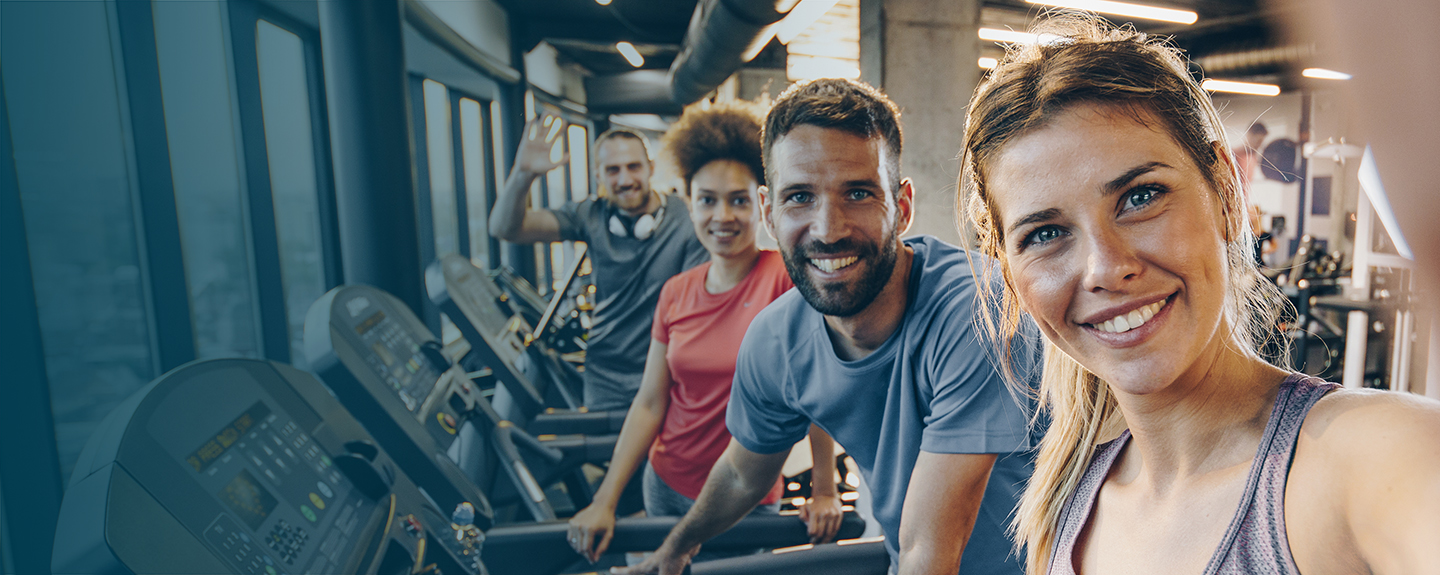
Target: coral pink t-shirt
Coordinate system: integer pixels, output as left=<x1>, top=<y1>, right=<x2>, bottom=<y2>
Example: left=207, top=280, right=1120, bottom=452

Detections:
left=649, top=251, right=793, bottom=502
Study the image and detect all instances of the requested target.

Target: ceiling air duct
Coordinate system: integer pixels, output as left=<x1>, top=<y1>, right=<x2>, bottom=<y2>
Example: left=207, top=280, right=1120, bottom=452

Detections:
left=667, top=0, right=799, bottom=105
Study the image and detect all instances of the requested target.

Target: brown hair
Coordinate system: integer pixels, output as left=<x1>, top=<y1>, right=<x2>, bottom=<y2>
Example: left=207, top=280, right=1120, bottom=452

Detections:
left=762, top=78, right=903, bottom=196
left=593, top=127, right=653, bottom=165
left=660, top=101, right=767, bottom=195
left=957, top=14, right=1291, bottom=573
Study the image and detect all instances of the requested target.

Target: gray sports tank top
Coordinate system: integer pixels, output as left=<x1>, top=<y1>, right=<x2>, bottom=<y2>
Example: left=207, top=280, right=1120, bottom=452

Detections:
left=1047, top=373, right=1339, bottom=575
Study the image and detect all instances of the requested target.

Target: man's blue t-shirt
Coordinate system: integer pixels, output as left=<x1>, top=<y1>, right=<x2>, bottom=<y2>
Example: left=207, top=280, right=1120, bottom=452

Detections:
left=727, top=236, right=1040, bottom=574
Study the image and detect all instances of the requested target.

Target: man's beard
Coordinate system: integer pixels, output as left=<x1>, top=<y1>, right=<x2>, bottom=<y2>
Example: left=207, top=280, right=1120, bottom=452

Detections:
left=610, top=184, right=648, bottom=211
left=782, top=230, right=900, bottom=318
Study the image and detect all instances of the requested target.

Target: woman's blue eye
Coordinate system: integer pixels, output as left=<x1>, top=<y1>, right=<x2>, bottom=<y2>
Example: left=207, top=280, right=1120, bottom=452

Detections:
left=1122, top=185, right=1165, bottom=211
left=1021, top=225, right=1065, bottom=248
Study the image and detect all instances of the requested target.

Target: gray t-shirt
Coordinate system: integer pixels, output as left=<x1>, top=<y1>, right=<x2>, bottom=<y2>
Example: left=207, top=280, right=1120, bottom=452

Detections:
left=727, top=236, right=1041, bottom=574
left=551, top=194, right=708, bottom=411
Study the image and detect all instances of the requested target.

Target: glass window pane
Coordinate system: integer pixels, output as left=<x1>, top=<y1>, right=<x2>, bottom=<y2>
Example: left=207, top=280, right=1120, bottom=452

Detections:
left=2, top=0, right=157, bottom=482
left=422, top=79, right=459, bottom=259
left=459, top=98, right=489, bottom=268
left=153, top=0, right=261, bottom=360
left=256, top=20, right=326, bottom=369
left=568, top=125, right=588, bottom=201
left=490, top=100, right=505, bottom=198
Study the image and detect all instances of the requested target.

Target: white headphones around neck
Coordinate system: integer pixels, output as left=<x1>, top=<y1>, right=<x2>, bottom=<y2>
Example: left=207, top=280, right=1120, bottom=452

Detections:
left=608, top=201, right=665, bottom=240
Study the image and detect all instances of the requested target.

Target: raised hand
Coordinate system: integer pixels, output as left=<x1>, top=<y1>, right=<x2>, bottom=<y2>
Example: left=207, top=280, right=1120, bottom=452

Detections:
left=513, top=114, right=569, bottom=176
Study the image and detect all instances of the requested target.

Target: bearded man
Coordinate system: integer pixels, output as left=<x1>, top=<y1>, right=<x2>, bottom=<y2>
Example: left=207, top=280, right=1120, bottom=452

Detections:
left=617, top=79, right=1039, bottom=575
left=491, top=121, right=707, bottom=411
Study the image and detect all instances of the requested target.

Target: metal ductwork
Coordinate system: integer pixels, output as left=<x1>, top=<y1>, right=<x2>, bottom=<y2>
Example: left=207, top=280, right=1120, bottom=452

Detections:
left=667, top=0, right=798, bottom=106
left=585, top=70, right=681, bottom=115
left=1195, top=44, right=1317, bottom=76
left=586, top=0, right=798, bottom=114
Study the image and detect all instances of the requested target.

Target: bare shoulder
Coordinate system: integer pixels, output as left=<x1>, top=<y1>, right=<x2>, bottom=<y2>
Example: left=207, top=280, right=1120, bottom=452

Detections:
left=1288, top=388, right=1440, bottom=574
left=1299, top=388, right=1440, bottom=460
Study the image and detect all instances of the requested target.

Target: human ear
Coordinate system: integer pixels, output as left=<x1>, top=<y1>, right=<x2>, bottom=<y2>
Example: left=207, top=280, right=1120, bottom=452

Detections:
left=896, top=178, right=916, bottom=235
left=758, top=185, right=778, bottom=241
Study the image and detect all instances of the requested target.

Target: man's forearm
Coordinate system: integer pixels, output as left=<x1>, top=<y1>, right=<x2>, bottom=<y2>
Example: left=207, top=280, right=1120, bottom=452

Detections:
left=657, top=454, right=777, bottom=556
left=489, top=167, right=540, bottom=240
left=808, top=425, right=838, bottom=497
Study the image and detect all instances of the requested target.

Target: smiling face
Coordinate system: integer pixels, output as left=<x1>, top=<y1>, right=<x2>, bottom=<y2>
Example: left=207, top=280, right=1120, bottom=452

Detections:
left=689, top=159, right=760, bottom=258
left=596, top=137, right=653, bottom=213
left=987, top=103, right=1233, bottom=395
left=761, top=125, right=912, bottom=317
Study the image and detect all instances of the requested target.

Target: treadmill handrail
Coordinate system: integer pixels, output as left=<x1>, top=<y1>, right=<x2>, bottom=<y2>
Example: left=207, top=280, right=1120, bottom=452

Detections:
left=531, top=243, right=588, bottom=345
left=484, top=512, right=867, bottom=552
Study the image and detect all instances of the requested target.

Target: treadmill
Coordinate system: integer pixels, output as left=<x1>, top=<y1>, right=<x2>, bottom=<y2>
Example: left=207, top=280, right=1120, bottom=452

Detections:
left=51, top=359, right=490, bottom=575
left=303, top=284, right=855, bottom=574
left=304, top=285, right=502, bottom=524
left=427, top=254, right=623, bottom=437
left=304, top=284, right=601, bottom=523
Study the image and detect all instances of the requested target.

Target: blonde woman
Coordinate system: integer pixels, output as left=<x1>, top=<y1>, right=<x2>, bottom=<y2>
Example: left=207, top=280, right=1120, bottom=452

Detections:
left=959, top=15, right=1440, bottom=575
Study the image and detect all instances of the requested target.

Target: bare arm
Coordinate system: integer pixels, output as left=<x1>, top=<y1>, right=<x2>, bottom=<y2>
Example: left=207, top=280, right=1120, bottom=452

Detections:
left=801, top=424, right=843, bottom=543
left=568, top=339, right=672, bottom=561
left=614, top=440, right=790, bottom=575
left=1315, top=392, right=1440, bottom=574
left=896, top=452, right=997, bottom=575
left=490, top=115, right=566, bottom=244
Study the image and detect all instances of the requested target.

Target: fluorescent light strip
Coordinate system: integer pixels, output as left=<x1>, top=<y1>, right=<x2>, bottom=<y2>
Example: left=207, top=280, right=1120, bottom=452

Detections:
left=1303, top=67, right=1352, bottom=80
left=1026, top=0, right=1196, bottom=24
left=616, top=41, right=644, bottom=68
left=979, top=57, right=998, bottom=69
left=1201, top=79, right=1280, bottom=96
left=978, top=27, right=1062, bottom=45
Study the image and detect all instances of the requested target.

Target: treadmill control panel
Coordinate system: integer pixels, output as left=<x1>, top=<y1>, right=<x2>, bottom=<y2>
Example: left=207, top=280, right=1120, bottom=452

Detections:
left=305, top=285, right=494, bottom=531
left=170, top=399, right=368, bottom=574
left=51, top=359, right=487, bottom=575
left=438, top=255, right=531, bottom=368
left=323, top=288, right=482, bottom=449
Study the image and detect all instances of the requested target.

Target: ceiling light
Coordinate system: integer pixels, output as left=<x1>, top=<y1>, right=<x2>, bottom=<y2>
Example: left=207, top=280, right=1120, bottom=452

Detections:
left=616, top=41, right=644, bottom=67
left=1025, top=0, right=1197, bottom=24
left=596, top=0, right=611, bottom=5
left=978, top=57, right=998, bottom=69
left=1201, top=79, right=1280, bottom=96
left=1302, top=67, right=1352, bottom=80
left=978, top=28, right=1061, bottom=45
left=774, top=0, right=843, bottom=44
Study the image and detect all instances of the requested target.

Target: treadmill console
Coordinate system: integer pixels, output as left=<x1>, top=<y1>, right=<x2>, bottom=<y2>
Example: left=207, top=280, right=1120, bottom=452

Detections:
left=305, top=285, right=494, bottom=526
left=51, top=359, right=487, bottom=575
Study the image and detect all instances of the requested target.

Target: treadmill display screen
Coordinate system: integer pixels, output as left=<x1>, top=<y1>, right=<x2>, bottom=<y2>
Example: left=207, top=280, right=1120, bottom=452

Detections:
left=187, top=402, right=272, bottom=472
left=355, top=311, right=386, bottom=336
left=219, top=469, right=278, bottom=530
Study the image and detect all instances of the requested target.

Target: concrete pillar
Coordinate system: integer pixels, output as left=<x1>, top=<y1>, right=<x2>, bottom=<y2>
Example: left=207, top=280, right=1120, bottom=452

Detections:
left=863, top=0, right=980, bottom=246
left=318, top=0, right=426, bottom=312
